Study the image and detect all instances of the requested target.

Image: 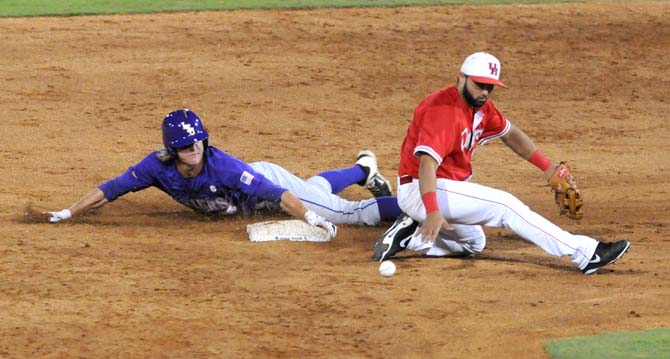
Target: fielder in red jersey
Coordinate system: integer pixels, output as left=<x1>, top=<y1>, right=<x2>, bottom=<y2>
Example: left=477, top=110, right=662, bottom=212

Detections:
left=398, top=86, right=510, bottom=181
left=373, top=52, right=630, bottom=275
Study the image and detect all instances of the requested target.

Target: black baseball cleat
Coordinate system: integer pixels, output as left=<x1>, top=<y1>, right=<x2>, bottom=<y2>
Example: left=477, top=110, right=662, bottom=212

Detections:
left=371, top=214, right=419, bottom=261
left=355, top=149, right=392, bottom=197
left=581, top=239, right=631, bottom=275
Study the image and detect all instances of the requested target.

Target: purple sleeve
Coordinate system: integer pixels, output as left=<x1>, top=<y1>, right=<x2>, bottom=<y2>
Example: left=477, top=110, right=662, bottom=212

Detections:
left=223, top=163, right=286, bottom=203
left=249, top=173, right=287, bottom=203
left=98, top=155, right=156, bottom=201
left=211, top=152, right=287, bottom=204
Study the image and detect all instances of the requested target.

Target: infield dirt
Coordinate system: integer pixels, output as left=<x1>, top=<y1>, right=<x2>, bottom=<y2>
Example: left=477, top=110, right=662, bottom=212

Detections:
left=1, top=2, right=669, bottom=358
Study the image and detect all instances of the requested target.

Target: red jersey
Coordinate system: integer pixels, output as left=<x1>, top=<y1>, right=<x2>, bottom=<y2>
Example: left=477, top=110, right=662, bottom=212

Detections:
left=398, top=86, right=510, bottom=181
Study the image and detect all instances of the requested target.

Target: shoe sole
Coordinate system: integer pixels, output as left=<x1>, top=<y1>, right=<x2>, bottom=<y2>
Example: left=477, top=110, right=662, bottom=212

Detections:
left=356, top=149, right=392, bottom=196
left=583, top=241, right=631, bottom=275
left=371, top=234, right=395, bottom=262
left=372, top=216, right=418, bottom=261
left=356, top=150, right=377, bottom=173
left=367, top=174, right=392, bottom=197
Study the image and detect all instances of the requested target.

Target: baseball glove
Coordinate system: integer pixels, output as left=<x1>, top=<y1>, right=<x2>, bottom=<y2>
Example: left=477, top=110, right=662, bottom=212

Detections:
left=548, top=161, right=584, bottom=220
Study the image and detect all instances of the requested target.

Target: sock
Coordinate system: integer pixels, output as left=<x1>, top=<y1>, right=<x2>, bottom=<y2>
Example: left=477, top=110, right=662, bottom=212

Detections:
left=317, top=166, right=367, bottom=194
left=376, top=197, right=402, bottom=221
left=356, top=164, right=370, bottom=186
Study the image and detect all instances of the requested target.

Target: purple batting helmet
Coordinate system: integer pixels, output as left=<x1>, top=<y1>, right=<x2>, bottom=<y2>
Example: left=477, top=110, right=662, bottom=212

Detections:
left=161, top=109, right=209, bottom=156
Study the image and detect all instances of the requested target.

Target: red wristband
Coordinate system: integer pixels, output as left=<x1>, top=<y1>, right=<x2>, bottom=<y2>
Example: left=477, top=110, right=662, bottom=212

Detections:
left=528, top=149, right=552, bottom=171
left=422, top=191, right=439, bottom=214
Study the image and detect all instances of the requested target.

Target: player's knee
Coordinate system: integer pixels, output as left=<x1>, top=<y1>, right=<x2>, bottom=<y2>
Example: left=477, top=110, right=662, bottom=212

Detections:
left=464, top=236, right=486, bottom=254
left=465, top=242, right=485, bottom=255
left=307, top=176, right=332, bottom=193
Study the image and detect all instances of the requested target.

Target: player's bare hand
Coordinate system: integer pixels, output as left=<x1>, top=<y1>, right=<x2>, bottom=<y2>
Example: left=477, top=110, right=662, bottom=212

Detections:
left=419, top=211, right=452, bottom=243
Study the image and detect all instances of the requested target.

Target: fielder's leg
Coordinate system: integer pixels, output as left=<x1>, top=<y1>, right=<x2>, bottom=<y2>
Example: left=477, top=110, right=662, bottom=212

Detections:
left=406, top=224, right=485, bottom=257
left=397, top=178, right=600, bottom=270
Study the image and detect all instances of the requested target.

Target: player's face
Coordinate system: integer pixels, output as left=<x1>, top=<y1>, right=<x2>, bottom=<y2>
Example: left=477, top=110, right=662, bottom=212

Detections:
left=463, top=76, right=494, bottom=108
left=176, top=140, right=204, bottom=166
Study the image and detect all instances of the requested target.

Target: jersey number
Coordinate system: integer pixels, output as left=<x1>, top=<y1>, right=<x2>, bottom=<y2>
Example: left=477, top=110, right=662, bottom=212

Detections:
left=461, top=128, right=484, bottom=152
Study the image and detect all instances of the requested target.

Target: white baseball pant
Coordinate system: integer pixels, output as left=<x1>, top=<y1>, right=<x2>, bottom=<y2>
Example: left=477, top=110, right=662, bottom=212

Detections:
left=250, top=161, right=381, bottom=225
left=396, top=177, right=598, bottom=270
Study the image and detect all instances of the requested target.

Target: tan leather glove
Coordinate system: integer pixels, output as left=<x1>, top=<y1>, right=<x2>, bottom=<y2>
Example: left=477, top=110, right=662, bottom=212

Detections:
left=548, top=162, right=584, bottom=220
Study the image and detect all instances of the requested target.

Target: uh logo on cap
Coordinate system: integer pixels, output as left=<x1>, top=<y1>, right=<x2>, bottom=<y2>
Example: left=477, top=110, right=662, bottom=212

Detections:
left=460, top=52, right=507, bottom=88
left=489, top=62, right=498, bottom=76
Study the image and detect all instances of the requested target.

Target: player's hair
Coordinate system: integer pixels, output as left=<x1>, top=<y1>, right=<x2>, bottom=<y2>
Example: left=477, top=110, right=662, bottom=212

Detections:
left=156, top=149, right=174, bottom=163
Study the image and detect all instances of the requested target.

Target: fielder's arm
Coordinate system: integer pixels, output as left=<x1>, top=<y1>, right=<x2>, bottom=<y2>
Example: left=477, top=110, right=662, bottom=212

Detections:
left=500, top=123, right=583, bottom=219
left=417, top=153, right=452, bottom=243
left=500, top=123, right=556, bottom=179
left=500, top=123, right=538, bottom=159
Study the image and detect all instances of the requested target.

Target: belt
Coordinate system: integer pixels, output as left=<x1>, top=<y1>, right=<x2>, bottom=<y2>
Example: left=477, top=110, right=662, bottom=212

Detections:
left=399, top=175, right=413, bottom=185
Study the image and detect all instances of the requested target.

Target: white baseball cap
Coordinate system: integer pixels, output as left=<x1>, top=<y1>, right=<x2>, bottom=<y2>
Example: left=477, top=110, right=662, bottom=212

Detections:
left=460, top=52, right=508, bottom=88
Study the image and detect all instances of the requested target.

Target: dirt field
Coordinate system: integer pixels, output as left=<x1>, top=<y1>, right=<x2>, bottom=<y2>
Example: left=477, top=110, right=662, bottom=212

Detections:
left=2, top=1, right=669, bottom=358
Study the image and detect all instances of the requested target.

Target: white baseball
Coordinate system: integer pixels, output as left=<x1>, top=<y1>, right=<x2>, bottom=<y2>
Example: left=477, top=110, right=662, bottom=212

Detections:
left=378, top=260, right=396, bottom=277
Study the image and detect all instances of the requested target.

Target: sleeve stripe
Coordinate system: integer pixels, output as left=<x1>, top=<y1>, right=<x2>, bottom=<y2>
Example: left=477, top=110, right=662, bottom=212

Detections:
left=414, top=145, right=443, bottom=165
left=478, top=119, right=511, bottom=145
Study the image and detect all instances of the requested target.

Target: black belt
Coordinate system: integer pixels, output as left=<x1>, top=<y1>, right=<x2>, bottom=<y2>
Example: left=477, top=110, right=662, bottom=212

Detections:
left=399, top=176, right=413, bottom=185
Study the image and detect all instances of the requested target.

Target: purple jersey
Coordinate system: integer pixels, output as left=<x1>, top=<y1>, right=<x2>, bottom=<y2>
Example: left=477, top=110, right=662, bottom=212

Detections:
left=98, top=146, right=287, bottom=215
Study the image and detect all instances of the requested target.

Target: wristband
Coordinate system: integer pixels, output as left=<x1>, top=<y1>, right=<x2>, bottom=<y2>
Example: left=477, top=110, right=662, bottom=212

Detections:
left=528, top=149, right=552, bottom=171
left=422, top=192, right=439, bottom=214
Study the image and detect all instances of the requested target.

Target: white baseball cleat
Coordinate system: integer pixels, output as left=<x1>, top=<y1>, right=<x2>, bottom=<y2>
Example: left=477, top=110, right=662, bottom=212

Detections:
left=355, top=148, right=392, bottom=197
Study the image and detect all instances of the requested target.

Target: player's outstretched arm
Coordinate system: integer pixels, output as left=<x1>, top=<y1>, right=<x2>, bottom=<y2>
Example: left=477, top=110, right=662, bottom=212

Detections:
left=500, top=123, right=540, bottom=161
left=501, top=123, right=583, bottom=219
left=279, top=191, right=337, bottom=238
left=501, top=124, right=558, bottom=176
left=45, top=188, right=108, bottom=223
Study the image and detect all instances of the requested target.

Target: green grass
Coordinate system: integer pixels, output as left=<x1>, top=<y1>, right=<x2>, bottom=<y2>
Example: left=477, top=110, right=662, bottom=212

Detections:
left=0, top=0, right=578, bottom=18
left=545, top=328, right=670, bottom=359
